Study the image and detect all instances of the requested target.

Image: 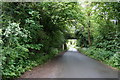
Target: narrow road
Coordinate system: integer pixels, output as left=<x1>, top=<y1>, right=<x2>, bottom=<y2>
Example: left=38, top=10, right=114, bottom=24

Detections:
left=21, top=50, right=118, bottom=78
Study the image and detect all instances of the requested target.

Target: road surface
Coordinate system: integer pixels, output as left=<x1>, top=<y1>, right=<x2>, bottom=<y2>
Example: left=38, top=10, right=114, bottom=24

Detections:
left=21, top=49, right=118, bottom=78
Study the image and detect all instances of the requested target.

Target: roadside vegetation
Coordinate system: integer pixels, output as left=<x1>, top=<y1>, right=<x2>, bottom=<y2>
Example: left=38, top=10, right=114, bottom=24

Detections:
left=0, top=2, right=119, bottom=79
left=1, top=2, right=82, bottom=79
left=76, top=2, right=120, bottom=70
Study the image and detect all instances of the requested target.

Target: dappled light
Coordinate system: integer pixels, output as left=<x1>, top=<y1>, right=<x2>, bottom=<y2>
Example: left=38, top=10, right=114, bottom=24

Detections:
left=67, top=39, right=77, bottom=51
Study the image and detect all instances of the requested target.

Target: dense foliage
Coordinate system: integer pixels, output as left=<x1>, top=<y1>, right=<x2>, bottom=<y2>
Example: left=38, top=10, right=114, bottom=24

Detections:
left=1, top=2, right=81, bottom=79
left=78, top=47, right=120, bottom=69
left=1, top=2, right=120, bottom=79
left=76, top=2, right=120, bottom=70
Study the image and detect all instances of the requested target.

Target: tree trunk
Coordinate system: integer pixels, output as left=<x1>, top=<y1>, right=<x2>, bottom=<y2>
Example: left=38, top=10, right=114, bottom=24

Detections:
left=88, top=20, right=91, bottom=46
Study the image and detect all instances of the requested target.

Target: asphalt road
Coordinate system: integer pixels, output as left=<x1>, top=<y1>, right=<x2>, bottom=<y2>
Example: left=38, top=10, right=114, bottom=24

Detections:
left=21, top=49, right=118, bottom=78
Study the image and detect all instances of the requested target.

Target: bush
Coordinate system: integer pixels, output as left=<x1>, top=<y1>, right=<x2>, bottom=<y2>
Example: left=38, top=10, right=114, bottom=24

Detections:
left=1, top=2, right=78, bottom=79
left=49, top=48, right=59, bottom=56
left=2, top=45, right=55, bottom=79
left=78, top=47, right=120, bottom=70
left=108, top=53, right=120, bottom=69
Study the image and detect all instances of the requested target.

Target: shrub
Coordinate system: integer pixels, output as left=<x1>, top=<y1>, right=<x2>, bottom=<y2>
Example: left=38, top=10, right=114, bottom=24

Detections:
left=49, top=48, right=59, bottom=56
left=108, top=53, right=120, bottom=69
left=78, top=47, right=120, bottom=70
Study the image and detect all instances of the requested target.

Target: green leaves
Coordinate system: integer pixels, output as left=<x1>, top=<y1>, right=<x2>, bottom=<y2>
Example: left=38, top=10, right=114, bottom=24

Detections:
left=49, top=48, right=59, bottom=56
left=77, top=2, right=120, bottom=56
left=78, top=47, right=120, bottom=70
left=28, top=11, right=40, bottom=18
left=108, top=53, right=120, bottom=68
left=3, top=22, right=21, bottom=37
left=25, top=44, right=43, bottom=50
left=2, top=2, right=79, bottom=79
left=3, top=22, right=30, bottom=47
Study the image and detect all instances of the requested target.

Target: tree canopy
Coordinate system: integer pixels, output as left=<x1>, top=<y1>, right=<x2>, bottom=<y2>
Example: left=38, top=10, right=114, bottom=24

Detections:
left=0, top=2, right=120, bottom=79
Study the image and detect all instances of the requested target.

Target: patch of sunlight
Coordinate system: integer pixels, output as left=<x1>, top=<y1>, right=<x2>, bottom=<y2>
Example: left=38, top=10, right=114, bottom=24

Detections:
left=69, top=47, right=77, bottom=51
left=67, top=39, right=77, bottom=51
